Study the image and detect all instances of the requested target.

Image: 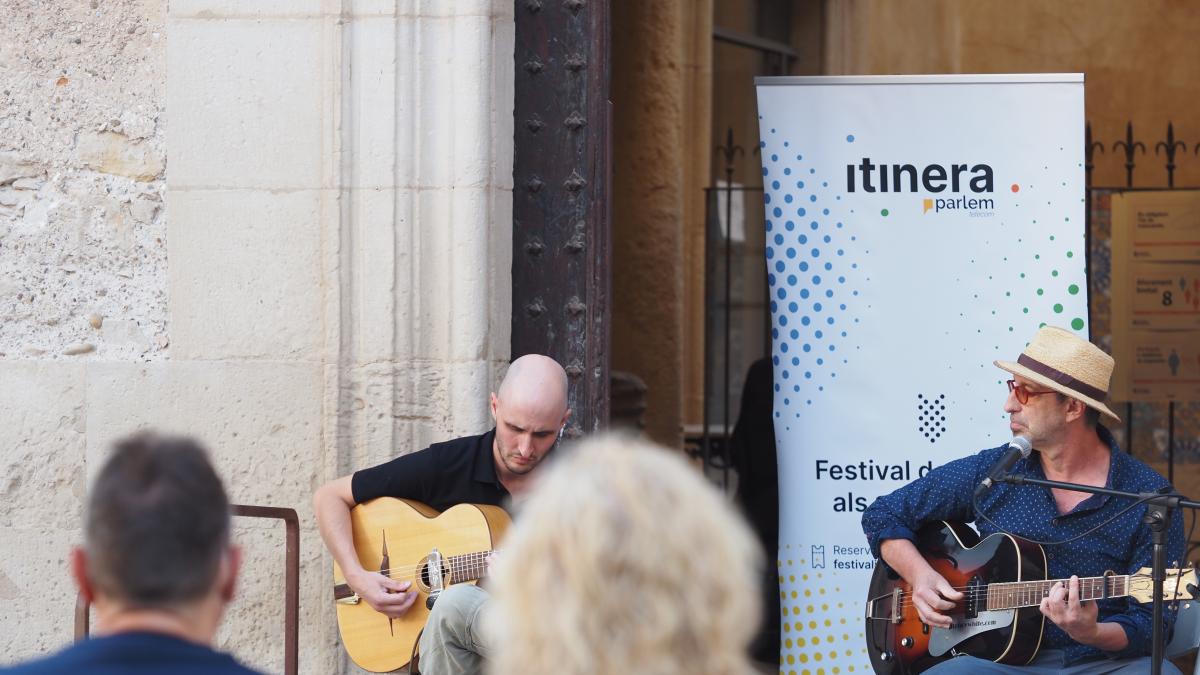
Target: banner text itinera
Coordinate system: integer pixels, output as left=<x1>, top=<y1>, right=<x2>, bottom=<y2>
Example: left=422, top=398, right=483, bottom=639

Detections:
left=755, top=74, right=1087, bottom=671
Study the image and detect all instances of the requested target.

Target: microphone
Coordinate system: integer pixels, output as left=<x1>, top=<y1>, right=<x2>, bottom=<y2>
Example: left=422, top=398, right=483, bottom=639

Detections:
left=974, top=436, right=1033, bottom=498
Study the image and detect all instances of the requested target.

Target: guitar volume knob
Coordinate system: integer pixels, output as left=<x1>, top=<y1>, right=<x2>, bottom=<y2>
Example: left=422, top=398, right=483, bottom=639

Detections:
left=900, top=637, right=914, bottom=648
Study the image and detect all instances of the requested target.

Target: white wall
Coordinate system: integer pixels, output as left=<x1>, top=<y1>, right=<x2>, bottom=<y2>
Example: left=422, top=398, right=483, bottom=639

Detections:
left=0, top=1, right=514, bottom=672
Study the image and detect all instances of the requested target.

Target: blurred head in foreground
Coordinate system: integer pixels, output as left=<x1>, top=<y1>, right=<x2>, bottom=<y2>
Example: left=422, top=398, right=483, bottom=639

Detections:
left=489, top=435, right=762, bottom=675
left=74, top=432, right=240, bottom=640
left=7, top=433, right=260, bottom=674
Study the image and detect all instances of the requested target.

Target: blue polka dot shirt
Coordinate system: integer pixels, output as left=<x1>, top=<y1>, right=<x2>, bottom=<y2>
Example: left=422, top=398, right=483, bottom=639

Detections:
left=861, top=425, right=1185, bottom=665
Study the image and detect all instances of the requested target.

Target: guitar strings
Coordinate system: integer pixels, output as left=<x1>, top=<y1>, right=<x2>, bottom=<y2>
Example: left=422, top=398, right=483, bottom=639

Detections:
left=371, top=558, right=491, bottom=579
left=349, top=551, right=495, bottom=581
left=885, top=572, right=1188, bottom=611
left=872, top=572, right=1160, bottom=598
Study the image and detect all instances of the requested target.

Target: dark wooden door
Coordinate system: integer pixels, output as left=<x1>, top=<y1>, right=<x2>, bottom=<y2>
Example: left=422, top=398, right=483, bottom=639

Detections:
left=512, top=0, right=612, bottom=435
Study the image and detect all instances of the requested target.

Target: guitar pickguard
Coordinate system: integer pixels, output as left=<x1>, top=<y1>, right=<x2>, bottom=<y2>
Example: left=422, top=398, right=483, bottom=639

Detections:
left=928, top=610, right=1015, bottom=657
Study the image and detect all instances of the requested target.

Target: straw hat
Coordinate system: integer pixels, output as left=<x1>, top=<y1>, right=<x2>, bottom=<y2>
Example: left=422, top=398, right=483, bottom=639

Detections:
left=994, top=325, right=1121, bottom=423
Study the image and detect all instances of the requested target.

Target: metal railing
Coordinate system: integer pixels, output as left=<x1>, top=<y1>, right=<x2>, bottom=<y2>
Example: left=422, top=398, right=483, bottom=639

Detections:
left=1085, top=120, right=1200, bottom=484
left=74, top=504, right=300, bottom=675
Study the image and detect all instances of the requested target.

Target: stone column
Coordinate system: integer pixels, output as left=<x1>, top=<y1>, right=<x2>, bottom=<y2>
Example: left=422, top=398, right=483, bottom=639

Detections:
left=611, top=0, right=687, bottom=448
left=165, top=3, right=514, bottom=671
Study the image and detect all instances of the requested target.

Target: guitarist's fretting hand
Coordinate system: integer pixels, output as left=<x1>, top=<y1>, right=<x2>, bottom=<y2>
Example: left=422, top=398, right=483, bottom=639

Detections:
left=1039, top=575, right=1102, bottom=646
left=348, top=569, right=418, bottom=618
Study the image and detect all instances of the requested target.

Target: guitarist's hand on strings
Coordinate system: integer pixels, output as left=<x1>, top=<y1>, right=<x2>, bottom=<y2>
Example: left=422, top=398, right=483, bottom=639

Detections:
left=348, top=569, right=418, bottom=618
left=910, top=569, right=964, bottom=629
left=1039, top=575, right=1100, bottom=644
left=880, top=538, right=963, bottom=629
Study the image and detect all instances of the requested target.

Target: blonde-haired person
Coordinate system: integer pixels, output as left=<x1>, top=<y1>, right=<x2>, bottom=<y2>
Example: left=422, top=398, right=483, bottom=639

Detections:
left=489, top=435, right=763, bottom=675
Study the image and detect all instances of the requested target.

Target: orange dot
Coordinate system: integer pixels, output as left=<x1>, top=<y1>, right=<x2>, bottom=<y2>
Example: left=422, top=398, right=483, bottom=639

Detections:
left=1011, top=184, right=1020, bottom=193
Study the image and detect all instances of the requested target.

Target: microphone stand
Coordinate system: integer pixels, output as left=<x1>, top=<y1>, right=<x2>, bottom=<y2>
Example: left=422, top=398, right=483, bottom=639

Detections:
left=995, top=473, right=1200, bottom=675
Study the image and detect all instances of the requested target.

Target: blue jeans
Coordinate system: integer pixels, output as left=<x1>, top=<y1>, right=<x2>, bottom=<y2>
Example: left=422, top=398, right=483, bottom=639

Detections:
left=925, top=649, right=1182, bottom=674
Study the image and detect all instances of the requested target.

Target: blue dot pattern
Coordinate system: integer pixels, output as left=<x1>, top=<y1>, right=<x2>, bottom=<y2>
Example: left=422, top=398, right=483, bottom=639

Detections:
left=763, top=133, right=865, bottom=412
left=861, top=426, right=1185, bottom=665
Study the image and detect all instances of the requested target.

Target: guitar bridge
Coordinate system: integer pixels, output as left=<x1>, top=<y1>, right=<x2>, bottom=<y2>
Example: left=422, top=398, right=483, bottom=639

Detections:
left=333, top=583, right=361, bottom=605
left=424, top=548, right=446, bottom=609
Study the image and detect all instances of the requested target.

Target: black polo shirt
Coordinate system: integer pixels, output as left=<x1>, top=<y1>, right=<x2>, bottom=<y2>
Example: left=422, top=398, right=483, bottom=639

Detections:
left=350, top=429, right=511, bottom=513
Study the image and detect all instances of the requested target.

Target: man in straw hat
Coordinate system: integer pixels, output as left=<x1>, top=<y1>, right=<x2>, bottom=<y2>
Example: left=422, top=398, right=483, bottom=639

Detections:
left=862, top=325, right=1185, bottom=673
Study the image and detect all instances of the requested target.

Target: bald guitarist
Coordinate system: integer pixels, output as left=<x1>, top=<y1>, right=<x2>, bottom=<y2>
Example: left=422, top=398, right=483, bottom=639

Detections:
left=862, top=326, right=1185, bottom=673
left=315, top=355, right=571, bottom=675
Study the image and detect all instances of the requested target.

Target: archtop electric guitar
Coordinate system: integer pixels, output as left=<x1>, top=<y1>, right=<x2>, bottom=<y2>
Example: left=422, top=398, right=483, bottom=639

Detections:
left=864, top=521, right=1194, bottom=674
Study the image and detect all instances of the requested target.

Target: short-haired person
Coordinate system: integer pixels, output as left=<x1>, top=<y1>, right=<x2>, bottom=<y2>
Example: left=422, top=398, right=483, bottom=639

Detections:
left=1, top=433, right=262, bottom=674
left=314, top=354, right=570, bottom=675
left=488, top=435, right=762, bottom=675
left=862, top=326, right=1185, bottom=673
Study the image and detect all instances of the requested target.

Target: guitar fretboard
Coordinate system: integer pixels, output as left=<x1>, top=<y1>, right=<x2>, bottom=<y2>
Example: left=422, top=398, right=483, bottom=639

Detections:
left=986, top=575, right=1128, bottom=610
left=447, top=550, right=493, bottom=582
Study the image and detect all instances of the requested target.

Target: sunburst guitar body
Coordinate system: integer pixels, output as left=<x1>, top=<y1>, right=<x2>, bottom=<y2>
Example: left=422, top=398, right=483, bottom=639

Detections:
left=332, top=498, right=510, bottom=673
left=864, top=521, right=1194, bottom=674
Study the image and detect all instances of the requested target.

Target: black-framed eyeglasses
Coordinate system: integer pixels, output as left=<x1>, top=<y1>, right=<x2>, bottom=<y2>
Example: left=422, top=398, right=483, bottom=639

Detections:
left=1006, top=379, right=1056, bottom=405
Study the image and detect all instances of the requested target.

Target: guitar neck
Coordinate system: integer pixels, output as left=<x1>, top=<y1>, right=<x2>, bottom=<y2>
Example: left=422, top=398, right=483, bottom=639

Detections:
left=447, top=550, right=493, bottom=582
left=987, top=574, right=1130, bottom=611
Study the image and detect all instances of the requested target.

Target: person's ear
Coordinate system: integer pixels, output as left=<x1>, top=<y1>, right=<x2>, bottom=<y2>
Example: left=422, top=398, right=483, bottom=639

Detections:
left=218, top=546, right=242, bottom=604
left=1065, top=398, right=1086, bottom=423
left=70, top=547, right=95, bottom=604
left=490, top=393, right=499, bottom=422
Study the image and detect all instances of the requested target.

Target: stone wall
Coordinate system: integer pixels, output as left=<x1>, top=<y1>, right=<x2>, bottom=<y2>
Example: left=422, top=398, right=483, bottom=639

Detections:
left=0, top=2, right=514, bottom=673
left=823, top=0, right=1200, bottom=189
left=0, top=0, right=167, bottom=361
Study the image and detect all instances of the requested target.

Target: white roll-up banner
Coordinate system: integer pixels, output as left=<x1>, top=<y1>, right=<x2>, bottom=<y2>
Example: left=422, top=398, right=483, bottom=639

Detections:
left=755, top=74, right=1086, bottom=671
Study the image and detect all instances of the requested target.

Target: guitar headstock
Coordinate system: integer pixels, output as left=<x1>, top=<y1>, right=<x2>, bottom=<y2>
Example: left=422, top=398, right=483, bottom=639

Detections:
left=1128, top=566, right=1197, bottom=603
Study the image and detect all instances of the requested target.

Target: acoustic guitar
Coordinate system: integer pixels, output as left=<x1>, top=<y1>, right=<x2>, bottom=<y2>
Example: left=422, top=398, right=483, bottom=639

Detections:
left=331, top=498, right=510, bottom=673
left=864, top=521, right=1194, bottom=674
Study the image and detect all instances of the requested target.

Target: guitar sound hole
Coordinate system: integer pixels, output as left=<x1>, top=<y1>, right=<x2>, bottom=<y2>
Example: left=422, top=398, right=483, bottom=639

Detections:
left=418, top=559, right=452, bottom=589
